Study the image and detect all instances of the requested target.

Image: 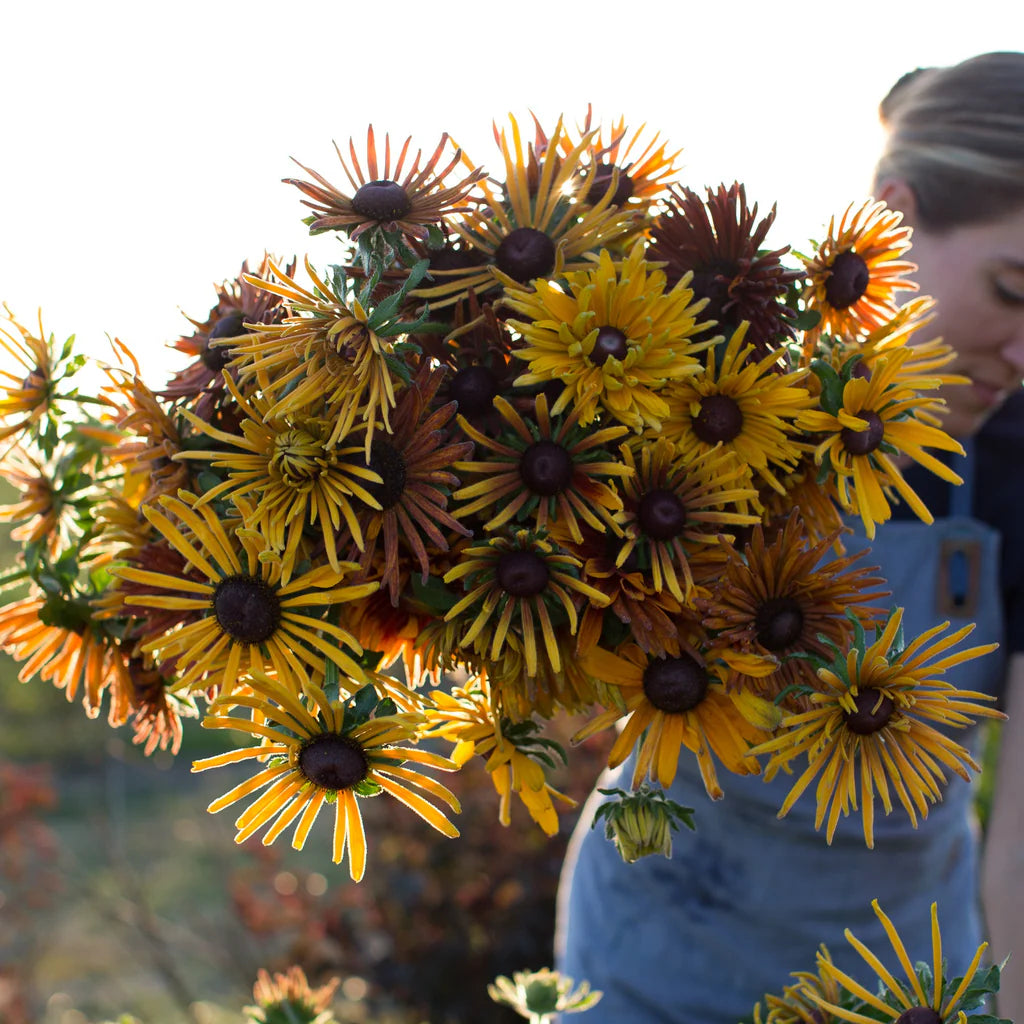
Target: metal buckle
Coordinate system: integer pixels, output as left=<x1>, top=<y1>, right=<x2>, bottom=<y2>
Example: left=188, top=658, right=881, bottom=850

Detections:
left=936, top=537, right=983, bottom=618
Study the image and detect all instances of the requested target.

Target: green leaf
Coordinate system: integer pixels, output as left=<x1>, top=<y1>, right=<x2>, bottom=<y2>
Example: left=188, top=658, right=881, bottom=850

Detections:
left=810, top=358, right=845, bottom=416
left=350, top=683, right=379, bottom=723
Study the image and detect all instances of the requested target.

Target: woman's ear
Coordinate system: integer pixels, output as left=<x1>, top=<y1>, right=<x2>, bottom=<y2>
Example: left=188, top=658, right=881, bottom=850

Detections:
left=876, top=178, right=918, bottom=223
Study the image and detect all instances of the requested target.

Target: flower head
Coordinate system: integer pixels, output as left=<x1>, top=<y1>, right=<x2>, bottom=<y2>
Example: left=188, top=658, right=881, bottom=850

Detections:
left=193, top=673, right=460, bottom=881
left=649, top=183, right=802, bottom=352
left=112, top=492, right=377, bottom=698
left=754, top=609, right=1003, bottom=846
left=506, top=242, right=713, bottom=432
left=285, top=126, right=486, bottom=243
left=807, top=900, right=998, bottom=1024
left=415, top=115, right=634, bottom=309
left=801, top=199, right=917, bottom=340
left=800, top=346, right=965, bottom=538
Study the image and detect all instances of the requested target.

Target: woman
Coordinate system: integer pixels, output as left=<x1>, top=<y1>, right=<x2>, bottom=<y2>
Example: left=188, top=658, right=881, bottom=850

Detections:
left=556, top=51, right=1024, bottom=1023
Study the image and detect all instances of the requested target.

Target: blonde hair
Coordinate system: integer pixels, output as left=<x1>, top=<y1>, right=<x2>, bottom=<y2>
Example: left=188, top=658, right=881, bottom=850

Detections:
left=875, top=51, right=1024, bottom=230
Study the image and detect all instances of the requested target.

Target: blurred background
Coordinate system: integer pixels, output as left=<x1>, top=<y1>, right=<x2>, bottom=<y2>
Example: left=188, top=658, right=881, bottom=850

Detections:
left=0, top=1, right=1015, bottom=1020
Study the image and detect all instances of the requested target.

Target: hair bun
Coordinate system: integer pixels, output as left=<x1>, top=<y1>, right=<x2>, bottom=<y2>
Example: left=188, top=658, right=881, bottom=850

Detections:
left=879, top=66, right=935, bottom=126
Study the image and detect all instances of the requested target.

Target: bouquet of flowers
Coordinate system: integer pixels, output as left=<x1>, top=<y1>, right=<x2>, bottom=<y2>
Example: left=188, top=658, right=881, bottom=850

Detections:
left=0, top=112, right=1008, bottom=1020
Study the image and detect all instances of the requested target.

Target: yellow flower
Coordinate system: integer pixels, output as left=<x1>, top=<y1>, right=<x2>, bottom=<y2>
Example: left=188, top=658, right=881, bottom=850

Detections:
left=414, top=114, right=634, bottom=309
left=574, top=640, right=775, bottom=797
left=112, top=492, right=376, bottom=698
left=505, top=241, right=713, bottom=432
left=799, top=346, right=964, bottom=539
left=425, top=679, right=575, bottom=836
left=193, top=672, right=460, bottom=882
left=659, top=321, right=812, bottom=495
left=808, top=900, right=990, bottom=1024
left=753, top=609, right=1004, bottom=847
left=801, top=199, right=917, bottom=341
left=232, top=257, right=397, bottom=451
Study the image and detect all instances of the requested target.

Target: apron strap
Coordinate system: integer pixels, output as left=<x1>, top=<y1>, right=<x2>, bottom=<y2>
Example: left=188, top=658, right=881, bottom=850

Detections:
left=948, top=437, right=975, bottom=519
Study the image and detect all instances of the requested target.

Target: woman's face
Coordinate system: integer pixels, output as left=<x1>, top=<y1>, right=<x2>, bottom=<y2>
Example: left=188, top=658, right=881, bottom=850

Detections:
left=901, top=202, right=1024, bottom=437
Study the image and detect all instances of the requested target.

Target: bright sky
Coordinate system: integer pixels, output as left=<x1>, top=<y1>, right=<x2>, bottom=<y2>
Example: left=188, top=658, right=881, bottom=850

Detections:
left=0, top=0, right=1018, bottom=386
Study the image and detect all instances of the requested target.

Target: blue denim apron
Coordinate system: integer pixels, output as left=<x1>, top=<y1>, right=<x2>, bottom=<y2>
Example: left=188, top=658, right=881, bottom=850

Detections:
left=557, top=449, right=1006, bottom=1024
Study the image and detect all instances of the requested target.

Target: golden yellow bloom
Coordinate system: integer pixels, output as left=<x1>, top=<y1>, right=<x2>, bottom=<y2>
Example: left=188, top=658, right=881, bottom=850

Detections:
left=444, top=529, right=609, bottom=680
left=175, top=375, right=380, bottom=581
left=506, top=241, right=713, bottom=432
left=808, top=901, right=989, bottom=1024
left=659, top=321, right=812, bottom=495
left=233, top=258, right=397, bottom=451
left=112, top=493, right=376, bottom=698
left=415, top=114, right=634, bottom=309
left=801, top=199, right=917, bottom=341
left=799, top=346, right=964, bottom=539
left=754, top=609, right=1003, bottom=847
left=612, top=437, right=759, bottom=603
left=425, top=679, right=575, bottom=836
left=574, top=640, right=777, bottom=797
left=194, top=672, right=460, bottom=881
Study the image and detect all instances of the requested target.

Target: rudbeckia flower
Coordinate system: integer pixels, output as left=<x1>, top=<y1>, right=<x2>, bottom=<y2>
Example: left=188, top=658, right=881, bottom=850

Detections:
left=415, top=115, right=634, bottom=309
left=659, top=321, right=813, bottom=495
left=808, top=900, right=992, bottom=1024
left=574, top=639, right=777, bottom=797
left=698, top=512, right=890, bottom=705
left=649, top=183, right=802, bottom=352
left=443, top=528, right=609, bottom=680
left=174, top=376, right=380, bottom=582
left=506, top=241, right=713, bottom=432
left=160, top=255, right=293, bottom=419
left=425, top=677, right=576, bottom=836
left=753, top=609, right=1004, bottom=847
left=453, top=391, right=631, bottom=544
left=612, top=437, right=759, bottom=602
left=193, top=672, right=460, bottom=881
left=800, top=345, right=965, bottom=538
left=112, top=492, right=377, bottom=698
left=801, top=199, right=917, bottom=341
left=232, top=258, right=399, bottom=451
left=285, top=125, right=486, bottom=243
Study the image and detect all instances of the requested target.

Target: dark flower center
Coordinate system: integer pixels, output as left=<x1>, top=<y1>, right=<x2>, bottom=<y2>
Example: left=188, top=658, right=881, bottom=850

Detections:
left=693, top=394, right=744, bottom=444
left=851, top=359, right=872, bottom=381
left=841, top=410, right=885, bottom=455
left=449, top=364, right=499, bottom=418
left=520, top=440, right=573, bottom=495
left=494, top=227, right=556, bottom=284
left=299, top=733, right=369, bottom=790
left=365, top=440, right=407, bottom=510
left=584, top=164, right=635, bottom=207
left=203, top=312, right=248, bottom=371
left=844, top=689, right=896, bottom=735
left=638, top=489, right=687, bottom=541
left=496, top=550, right=550, bottom=597
left=428, top=244, right=487, bottom=275
left=643, top=654, right=708, bottom=713
left=213, top=575, right=281, bottom=645
left=591, top=326, right=630, bottom=366
left=894, top=1010, right=942, bottom=1024
left=825, top=250, right=870, bottom=309
left=350, top=179, right=412, bottom=222
left=754, top=596, right=805, bottom=651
